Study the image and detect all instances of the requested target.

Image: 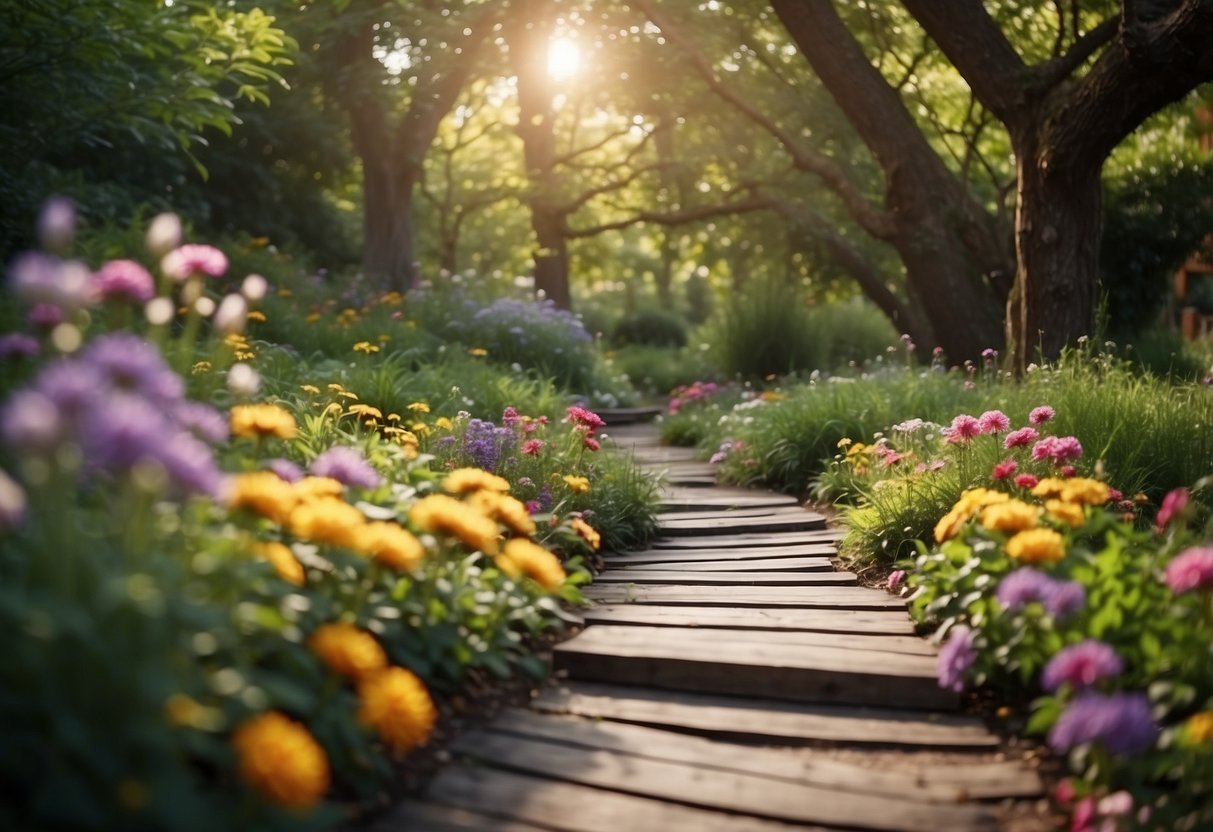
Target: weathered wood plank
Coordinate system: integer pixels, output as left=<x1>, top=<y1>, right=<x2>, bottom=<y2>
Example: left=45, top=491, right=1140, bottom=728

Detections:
left=554, top=625, right=954, bottom=710
left=659, top=493, right=802, bottom=511
left=582, top=604, right=916, bottom=635
left=570, top=623, right=936, bottom=658
left=368, top=800, right=554, bottom=831
left=607, top=543, right=837, bottom=563
left=426, top=766, right=812, bottom=832
left=490, top=708, right=1040, bottom=800
left=594, top=569, right=857, bottom=586
left=652, top=530, right=844, bottom=549
left=534, top=682, right=999, bottom=749
left=656, top=505, right=815, bottom=523
left=447, top=728, right=994, bottom=830
left=596, top=406, right=663, bottom=425
left=659, top=513, right=828, bottom=536
left=606, top=556, right=835, bottom=572
left=584, top=583, right=906, bottom=610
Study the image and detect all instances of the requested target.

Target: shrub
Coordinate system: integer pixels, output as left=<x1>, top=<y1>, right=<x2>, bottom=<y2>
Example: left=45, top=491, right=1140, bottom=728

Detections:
left=611, top=308, right=688, bottom=348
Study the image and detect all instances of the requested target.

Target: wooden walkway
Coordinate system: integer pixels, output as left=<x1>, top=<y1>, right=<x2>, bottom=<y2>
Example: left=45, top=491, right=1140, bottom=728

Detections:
left=375, top=423, right=1046, bottom=831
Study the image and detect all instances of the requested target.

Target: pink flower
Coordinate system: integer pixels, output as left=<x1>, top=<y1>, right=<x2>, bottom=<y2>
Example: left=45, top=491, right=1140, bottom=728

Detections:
left=1014, top=473, right=1039, bottom=489
left=521, top=439, right=544, bottom=456
left=1165, top=547, right=1213, bottom=594
left=1029, top=405, right=1056, bottom=425
left=887, top=569, right=906, bottom=591
left=1052, top=436, right=1083, bottom=462
left=929, top=459, right=946, bottom=472
left=565, top=405, right=604, bottom=431
left=945, top=414, right=981, bottom=444
left=1155, top=488, right=1189, bottom=530
left=584, top=436, right=600, bottom=451
left=1059, top=465, right=1077, bottom=477
left=525, top=500, right=542, bottom=514
left=161, top=244, right=228, bottom=281
left=991, top=458, right=1018, bottom=480
left=502, top=406, right=522, bottom=426
left=93, top=259, right=155, bottom=303
left=1042, top=640, right=1124, bottom=691
left=977, top=410, right=1010, bottom=434
left=1004, top=426, right=1039, bottom=449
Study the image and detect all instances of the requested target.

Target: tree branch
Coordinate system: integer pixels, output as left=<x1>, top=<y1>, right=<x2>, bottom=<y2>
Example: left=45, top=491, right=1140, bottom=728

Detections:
left=1034, top=16, right=1118, bottom=90
left=562, top=194, right=778, bottom=239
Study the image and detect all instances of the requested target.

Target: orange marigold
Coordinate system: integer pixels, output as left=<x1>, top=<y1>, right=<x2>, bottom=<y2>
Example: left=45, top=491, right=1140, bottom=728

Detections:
left=980, top=500, right=1040, bottom=534
left=498, top=538, right=567, bottom=590
left=1045, top=499, right=1086, bottom=528
left=1059, top=477, right=1111, bottom=506
left=354, top=522, right=426, bottom=571
left=357, top=667, right=437, bottom=754
left=293, top=476, right=345, bottom=501
left=1006, top=528, right=1066, bottom=564
left=231, top=711, right=330, bottom=811
left=229, top=472, right=298, bottom=525
left=230, top=403, right=297, bottom=440
left=442, top=467, right=510, bottom=494
left=308, top=622, right=387, bottom=681
left=409, top=494, right=500, bottom=554
left=562, top=475, right=590, bottom=494
left=467, top=490, right=537, bottom=537
left=254, top=540, right=305, bottom=586
left=571, top=517, right=601, bottom=550
left=287, top=497, right=365, bottom=548
left=1185, top=710, right=1213, bottom=744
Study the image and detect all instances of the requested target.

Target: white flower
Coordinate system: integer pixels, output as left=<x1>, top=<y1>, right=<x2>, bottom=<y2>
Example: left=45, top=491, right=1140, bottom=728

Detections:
left=145, top=213, right=182, bottom=258
left=227, top=362, right=260, bottom=397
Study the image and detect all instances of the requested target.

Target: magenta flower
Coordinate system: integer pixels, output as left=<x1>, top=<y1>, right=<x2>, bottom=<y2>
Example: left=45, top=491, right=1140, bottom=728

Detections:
left=978, top=410, right=1010, bottom=434
left=991, top=458, right=1018, bottom=480
left=310, top=446, right=382, bottom=490
left=1155, top=487, right=1189, bottom=530
left=1014, top=473, right=1039, bottom=489
left=521, top=439, right=544, bottom=456
left=1029, top=405, right=1056, bottom=425
left=93, top=259, right=155, bottom=303
left=936, top=626, right=976, bottom=692
left=1164, top=547, right=1213, bottom=594
left=1003, top=426, right=1039, bottom=449
left=945, top=414, right=982, bottom=444
left=1051, top=436, right=1083, bottom=462
left=584, top=435, right=601, bottom=451
left=161, top=244, right=228, bottom=281
left=1047, top=692, right=1157, bottom=755
left=1041, top=640, right=1124, bottom=691
left=501, top=406, right=523, bottom=426
left=566, top=405, right=605, bottom=432
left=887, top=569, right=906, bottom=591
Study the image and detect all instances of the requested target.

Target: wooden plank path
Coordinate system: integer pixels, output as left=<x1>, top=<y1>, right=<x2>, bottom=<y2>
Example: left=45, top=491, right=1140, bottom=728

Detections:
left=384, top=423, right=1045, bottom=831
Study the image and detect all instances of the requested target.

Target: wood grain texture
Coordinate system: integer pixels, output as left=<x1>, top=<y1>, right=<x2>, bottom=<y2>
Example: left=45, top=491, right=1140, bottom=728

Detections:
left=581, top=604, right=917, bottom=634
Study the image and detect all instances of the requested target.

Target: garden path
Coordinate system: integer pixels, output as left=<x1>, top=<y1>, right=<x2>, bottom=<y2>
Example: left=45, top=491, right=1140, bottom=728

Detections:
left=375, top=421, right=1050, bottom=831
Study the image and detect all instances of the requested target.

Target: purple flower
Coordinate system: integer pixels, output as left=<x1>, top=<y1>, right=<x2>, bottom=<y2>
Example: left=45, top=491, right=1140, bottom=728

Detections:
left=8, top=253, right=95, bottom=312
left=996, top=568, right=1086, bottom=619
left=0, top=334, right=40, bottom=361
left=0, top=468, right=26, bottom=532
left=27, top=303, right=64, bottom=327
left=159, top=432, right=224, bottom=497
left=1003, top=426, right=1039, bottom=449
left=1047, top=692, right=1157, bottom=755
left=936, top=626, right=976, bottom=692
left=161, top=244, right=228, bottom=281
left=977, top=410, right=1010, bottom=434
left=1164, top=546, right=1213, bottom=594
left=34, top=360, right=102, bottom=418
left=172, top=401, right=229, bottom=444
left=38, top=196, right=75, bottom=251
left=1041, top=640, right=1124, bottom=691
left=93, top=259, right=155, bottom=303
left=0, top=389, right=63, bottom=451
left=310, top=446, right=382, bottom=489
left=267, top=458, right=304, bottom=483
left=80, top=333, right=184, bottom=406
left=83, top=394, right=169, bottom=475
left=1045, top=581, right=1086, bottom=619
left=1029, top=405, right=1056, bottom=425
left=462, top=418, right=505, bottom=472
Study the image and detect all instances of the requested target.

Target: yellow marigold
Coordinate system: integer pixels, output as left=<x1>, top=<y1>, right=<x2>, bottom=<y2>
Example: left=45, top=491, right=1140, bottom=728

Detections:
left=562, top=475, right=591, bottom=494
left=231, top=404, right=297, bottom=440
left=1045, top=498, right=1086, bottom=528
left=1031, top=477, right=1069, bottom=499
left=1185, top=710, right=1213, bottom=743
left=347, top=403, right=383, bottom=420
left=247, top=310, right=267, bottom=323
left=229, top=472, right=298, bottom=525
left=958, top=487, right=1012, bottom=511
left=934, top=505, right=971, bottom=543
left=353, top=522, right=426, bottom=571
left=409, top=494, right=500, bottom=554
left=357, top=667, right=437, bottom=754
left=980, top=500, right=1040, bottom=534
left=407, top=401, right=430, bottom=413
left=1060, top=478, right=1111, bottom=506
left=468, top=347, right=488, bottom=357
left=498, top=538, right=567, bottom=590
left=288, top=497, right=366, bottom=548
left=435, top=417, right=453, bottom=431
left=571, top=517, right=601, bottom=550
left=254, top=540, right=305, bottom=586
left=293, top=476, right=345, bottom=501
left=467, top=491, right=537, bottom=537
left=299, top=384, right=321, bottom=395
left=443, top=467, right=511, bottom=494
left=308, top=622, right=387, bottom=681
left=231, top=711, right=330, bottom=811
left=191, top=360, right=212, bottom=375
left=353, top=341, right=379, bottom=354
left=1006, top=528, right=1067, bottom=564
left=411, top=422, right=431, bottom=436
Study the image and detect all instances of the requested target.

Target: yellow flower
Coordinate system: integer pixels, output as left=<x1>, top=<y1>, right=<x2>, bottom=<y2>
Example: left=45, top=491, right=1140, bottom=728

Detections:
left=467, top=490, right=537, bottom=537
left=357, top=667, right=437, bottom=754
left=958, top=488, right=1012, bottom=511
left=306, top=312, right=320, bottom=324
left=293, top=477, right=345, bottom=501
left=1059, top=478, right=1111, bottom=506
left=353, top=341, right=380, bottom=354
left=443, top=468, right=511, bottom=494
left=980, top=500, right=1040, bottom=534
left=247, top=310, right=267, bottom=322
left=407, top=402, right=430, bottom=414
left=933, top=505, right=971, bottom=543
left=1031, top=477, right=1069, bottom=499
left=231, top=711, right=330, bottom=810
left=467, top=347, right=488, bottom=357
left=497, top=538, right=567, bottom=590
left=836, top=437, right=853, bottom=449
left=1006, top=528, right=1066, bottom=564
left=409, top=494, right=500, bottom=554
left=231, top=404, right=297, bottom=440
left=1045, top=499, right=1086, bottom=528
left=435, top=417, right=453, bottom=431
left=571, top=517, right=601, bottom=550
left=353, top=522, right=426, bottom=571
left=347, top=403, right=383, bottom=420
left=327, top=383, right=345, bottom=392
left=191, top=360, right=212, bottom=375
left=228, top=472, right=298, bottom=525
left=562, top=475, right=591, bottom=494
left=254, top=540, right=305, bottom=586
left=299, top=384, right=321, bottom=395
left=411, top=422, right=431, bottom=436
left=336, top=390, right=359, bottom=401
left=1185, top=710, right=1213, bottom=743
left=308, top=623, right=387, bottom=682
left=288, top=497, right=366, bottom=548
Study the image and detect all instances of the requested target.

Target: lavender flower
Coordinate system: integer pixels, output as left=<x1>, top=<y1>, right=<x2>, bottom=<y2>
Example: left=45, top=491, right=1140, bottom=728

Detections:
left=936, top=626, right=976, bottom=692
left=310, top=446, right=382, bottom=489
left=9, top=253, right=95, bottom=312
left=1041, top=641, right=1124, bottom=691
left=83, top=395, right=170, bottom=475
left=0, top=334, right=40, bottom=361
left=1045, top=581, right=1086, bottom=619
left=0, top=389, right=64, bottom=451
left=267, top=458, right=304, bottom=483
left=80, top=333, right=184, bottom=406
left=38, top=196, right=75, bottom=252
left=996, top=568, right=1086, bottom=619
left=158, top=433, right=224, bottom=497
left=172, top=400, right=230, bottom=444
left=1047, top=692, right=1157, bottom=755
left=462, top=418, right=504, bottom=472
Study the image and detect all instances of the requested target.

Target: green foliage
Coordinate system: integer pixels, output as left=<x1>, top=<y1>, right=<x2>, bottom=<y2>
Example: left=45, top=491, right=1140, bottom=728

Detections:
left=606, top=343, right=721, bottom=397
left=611, top=308, right=689, bottom=348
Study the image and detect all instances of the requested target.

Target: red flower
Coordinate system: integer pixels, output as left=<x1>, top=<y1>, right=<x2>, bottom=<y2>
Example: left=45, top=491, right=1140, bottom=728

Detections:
left=1013, top=473, right=1039, bottom=489
left=991, top=458, right=1018, bottom=480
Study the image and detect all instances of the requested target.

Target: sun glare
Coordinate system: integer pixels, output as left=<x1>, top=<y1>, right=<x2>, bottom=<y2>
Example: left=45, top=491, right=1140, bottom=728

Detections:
left=547, top=38, right=581, bottom=80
